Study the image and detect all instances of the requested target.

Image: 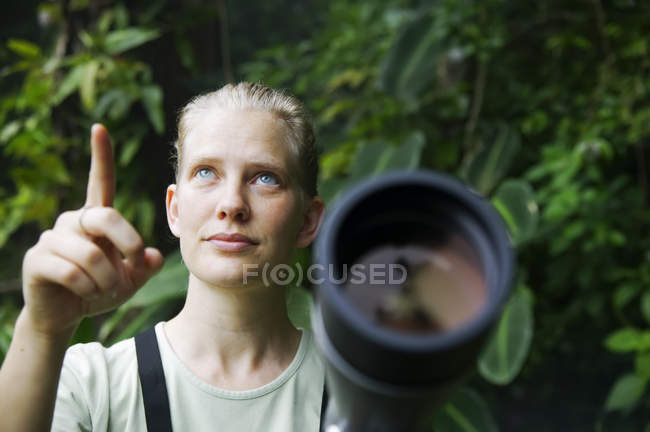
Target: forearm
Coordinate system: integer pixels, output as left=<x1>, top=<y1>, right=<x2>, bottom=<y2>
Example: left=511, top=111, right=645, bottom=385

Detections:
left=0, top=308, right=77, bottom=432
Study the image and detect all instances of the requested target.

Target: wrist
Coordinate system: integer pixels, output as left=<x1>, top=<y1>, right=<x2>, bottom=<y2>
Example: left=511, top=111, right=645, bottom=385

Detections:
left=15, top=309, right=78, bottom=352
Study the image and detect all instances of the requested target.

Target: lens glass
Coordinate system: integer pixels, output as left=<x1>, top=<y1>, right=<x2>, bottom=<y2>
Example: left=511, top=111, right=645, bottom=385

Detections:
left=342, top=234, right=486, bottom=333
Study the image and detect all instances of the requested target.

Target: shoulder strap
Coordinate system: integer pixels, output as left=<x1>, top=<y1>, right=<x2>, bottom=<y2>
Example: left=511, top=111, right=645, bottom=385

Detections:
left=320, top=383, right=329, bottom=429
left=134, top=327, right=173, bottom=432
left=135, top=326, right=328, bottom=431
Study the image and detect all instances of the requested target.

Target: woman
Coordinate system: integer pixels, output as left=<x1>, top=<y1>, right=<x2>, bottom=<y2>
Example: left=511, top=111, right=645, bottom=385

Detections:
left=0, top=82, right=327, bottom=431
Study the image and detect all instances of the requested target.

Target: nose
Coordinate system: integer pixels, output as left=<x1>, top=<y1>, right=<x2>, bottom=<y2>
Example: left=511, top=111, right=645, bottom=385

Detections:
left=216, top=181, right=250, bottom=222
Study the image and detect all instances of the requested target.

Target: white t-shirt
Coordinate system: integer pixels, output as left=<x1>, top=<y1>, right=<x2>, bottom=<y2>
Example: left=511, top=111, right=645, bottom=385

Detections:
left=52, top=322, right=326, bottom=431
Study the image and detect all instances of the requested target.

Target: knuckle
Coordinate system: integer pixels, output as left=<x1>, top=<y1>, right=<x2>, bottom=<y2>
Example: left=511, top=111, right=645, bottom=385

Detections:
left=61, top=265, right=82, bottom=286
left=126, top=235, right=144, bottom=256
left=23, top=246, right=37, bottom=270
left=23, top=246, right=34, bottom=260
left=54, top=211, right=75, bottom=228
left=38, top=229, right=54, bottom=244
left=102, top=207, right=121, bottom=225
left=85, top=246, right=105, bottom=266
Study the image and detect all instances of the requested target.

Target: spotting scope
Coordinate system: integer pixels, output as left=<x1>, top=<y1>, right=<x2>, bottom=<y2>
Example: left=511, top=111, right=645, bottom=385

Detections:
left=311, top=170, right=515, bottom=432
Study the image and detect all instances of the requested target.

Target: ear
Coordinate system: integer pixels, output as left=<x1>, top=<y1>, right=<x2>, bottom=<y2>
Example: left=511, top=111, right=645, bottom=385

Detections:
left=166, top=184, right=181, bottom=238
left=295, top=195, right=326, bottom=248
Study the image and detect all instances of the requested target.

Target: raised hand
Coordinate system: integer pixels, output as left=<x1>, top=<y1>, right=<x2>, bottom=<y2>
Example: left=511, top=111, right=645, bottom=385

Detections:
left=21, top=124, right=164, bottom=337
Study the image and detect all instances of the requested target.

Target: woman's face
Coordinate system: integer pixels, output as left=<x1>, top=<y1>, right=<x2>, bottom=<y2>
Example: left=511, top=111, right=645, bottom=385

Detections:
left=166, top=109, right=318, bottom=288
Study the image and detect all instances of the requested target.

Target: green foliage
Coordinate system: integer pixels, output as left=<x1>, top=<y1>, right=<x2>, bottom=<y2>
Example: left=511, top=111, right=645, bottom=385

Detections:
left=2, top=0, right=650, bottom=428
left=605, top=373, right=647, bottom=413
left=286, top=285, right=315, bottom=331
left=98, top=249, right=187, bottom=344
left=379, top=11, right=444, bottom=107
left=478, top=285, right=534, bottom=385
left=0, top=2, right=164, bottom=250
left=0, top=300, right=19, bottom=364
left=460, top=124, right=521, bottom=196
left=432, top=387, right=499, bottom=432
left=491, top=180, right=538, bottom=246
left=239, top=0, right=650, bottom=427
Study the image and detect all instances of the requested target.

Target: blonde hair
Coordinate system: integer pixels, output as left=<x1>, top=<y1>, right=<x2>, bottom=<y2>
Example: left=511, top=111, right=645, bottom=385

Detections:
left=172, top=82, right=318, bottom=197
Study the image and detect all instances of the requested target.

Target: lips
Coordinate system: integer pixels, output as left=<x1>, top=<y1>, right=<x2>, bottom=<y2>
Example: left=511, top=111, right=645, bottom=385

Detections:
left=206, top=232, right=258, bottom=252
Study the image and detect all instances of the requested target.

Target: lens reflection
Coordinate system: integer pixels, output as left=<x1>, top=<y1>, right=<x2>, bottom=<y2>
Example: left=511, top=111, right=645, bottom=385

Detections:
left=343, top=234, right=486, bottom=333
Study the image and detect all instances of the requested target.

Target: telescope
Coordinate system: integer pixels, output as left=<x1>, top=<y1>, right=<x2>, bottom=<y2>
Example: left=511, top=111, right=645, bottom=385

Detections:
left=311, top=170, right=515, bottom=431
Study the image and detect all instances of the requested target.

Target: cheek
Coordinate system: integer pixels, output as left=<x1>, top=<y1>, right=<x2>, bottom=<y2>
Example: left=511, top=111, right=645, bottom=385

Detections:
left=177, top=193, right=208, bottom=232
left=263, top=199, right=301, bottom=235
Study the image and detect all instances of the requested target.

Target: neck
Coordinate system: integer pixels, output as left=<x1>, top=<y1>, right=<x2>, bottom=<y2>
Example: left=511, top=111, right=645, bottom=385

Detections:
left=164, top=274, right=301, bottom=385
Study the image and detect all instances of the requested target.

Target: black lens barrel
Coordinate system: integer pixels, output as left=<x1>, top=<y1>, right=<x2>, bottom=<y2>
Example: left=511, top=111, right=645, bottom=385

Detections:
left=313, top=170, right=515, bottom=386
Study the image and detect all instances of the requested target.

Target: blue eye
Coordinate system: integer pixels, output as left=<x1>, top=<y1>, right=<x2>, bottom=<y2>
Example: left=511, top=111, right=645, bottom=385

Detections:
left=196, top=168, right=214, bottom=179
left=256, top=173, right=279, bottom=185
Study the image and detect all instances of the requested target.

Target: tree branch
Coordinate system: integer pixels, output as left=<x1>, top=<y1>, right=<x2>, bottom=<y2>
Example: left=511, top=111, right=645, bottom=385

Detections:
left=635, top=143, right=647, bottom=207
left=591, top=0, right=613, bottom=64
left=463, top=59, right=487, bottom=152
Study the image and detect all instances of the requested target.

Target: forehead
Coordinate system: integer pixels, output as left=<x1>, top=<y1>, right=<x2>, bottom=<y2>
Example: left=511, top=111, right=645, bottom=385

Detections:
left=181, top=109, right=298, bottom=173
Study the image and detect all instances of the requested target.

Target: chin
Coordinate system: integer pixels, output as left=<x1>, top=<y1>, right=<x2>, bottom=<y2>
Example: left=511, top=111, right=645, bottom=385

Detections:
left=195, top=269, right=251, bottom=288
left=195, top=256, right=266, bottom=288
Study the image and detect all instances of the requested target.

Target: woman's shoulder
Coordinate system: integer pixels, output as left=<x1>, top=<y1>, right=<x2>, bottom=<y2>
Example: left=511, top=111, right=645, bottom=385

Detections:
left=55, top=326, right=156, bottom=431
left=298, top=326, right=326, bottom=376
left=62, top=325, right=155, bottom=380
left=66, top=333, right=134, bottom=361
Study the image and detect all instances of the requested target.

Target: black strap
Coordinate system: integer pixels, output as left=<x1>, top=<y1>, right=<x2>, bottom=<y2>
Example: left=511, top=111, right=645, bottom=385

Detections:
left=135, top=327, right=173, bottom=432
left=134, top=327, right=328, bottom=432
left=320, top=383, right=329, bottom=429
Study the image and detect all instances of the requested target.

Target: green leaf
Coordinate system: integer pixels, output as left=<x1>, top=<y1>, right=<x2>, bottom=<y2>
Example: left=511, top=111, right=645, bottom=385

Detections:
left=135, top=198, right=155, bottom=240
left=379, top=12, right=442, bottom=105
left=478, top=285, right=534, bottom=385
left=605, top=373, right=647, bottom=412
left=326, top=69, right=368, bottom=92
left=383, top=131, right=425, bottom=171
left=641, top=291, right=650, bottom=324
left=98, top=307, right=129, bottom=343
left=69, top=317, right=95, bottom=345
left=286, top=286, right=314, bottom=331
left=78, top=30, right=95, bottom=49
left=94, top=89, right=124, bottom=118
left=104, top=27, right=160, bottom=55
left=108, top=302, right=166, bottom=344
left=605, top=328, right=641, bottom=353
left=7, top=39, right=41, bottom=58
left=349, top=140, right=392, bottom=179
left=141, top=85, right=164, bottom=134
left=119, top=137, right=140, bottom=167
left=97, top=9, right=115, bottom=34
left=462, top=124, right=521, bottom=195
left=613, top=283, right=641, bottom=311
left=348, top=134, right=425, bottom=182
left=80, top=61, right=99, bottom=110
left=318, top=176, right=350, bottom=205
left=491, top=180, right=538, bottom=246
left=636, top=352, right=650, bottom=380
left=108, top=91, right=135, bottom=120
left=0, top=121, right=21, bottom=143
left=432, top=387, right=499, bottom=432
left=121, top=250, right=187, bottom=308
left=54, top=64, right=86, bottom=105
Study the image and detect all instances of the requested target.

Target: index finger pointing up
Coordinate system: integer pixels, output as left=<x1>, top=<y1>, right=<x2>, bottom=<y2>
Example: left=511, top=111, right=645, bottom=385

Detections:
left=85, top=123, right=115, bottom=207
